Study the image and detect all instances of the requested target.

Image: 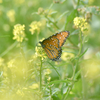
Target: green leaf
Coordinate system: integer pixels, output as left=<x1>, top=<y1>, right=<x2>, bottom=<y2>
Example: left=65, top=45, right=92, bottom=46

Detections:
left=47, top=3, right=54, bottom=13
left=49, top=11, right=58, bottom=15
left=47, top=62, right=60, bottom=77
left=70, top=30, right=79, bottom=36
left=56, top=11, right=69, bottom=22
left=96, top=52, right=100, bottom=59
left=52, top=88, right=60, bottom=95
left=79, top=48, right=88, bottom=58
left=64, top=9, right=77, bottom=29
left=45, top=79, right=72, bottom=88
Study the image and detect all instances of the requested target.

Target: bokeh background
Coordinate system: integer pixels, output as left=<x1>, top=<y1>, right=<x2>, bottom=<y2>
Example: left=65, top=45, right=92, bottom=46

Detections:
left=0, top=0, right=100, bottom=100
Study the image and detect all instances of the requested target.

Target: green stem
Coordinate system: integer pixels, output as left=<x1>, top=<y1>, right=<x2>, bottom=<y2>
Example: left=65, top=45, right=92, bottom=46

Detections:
left=81, top=68, right=88, bottom=100
left=40, top=58, right=42, bottom=90
left=78, top=31, right=83, bottom=56
left=72, top=59, right=78, bottom=80
left=77, top=0, right=80, bottom=6
left=78, top=31, right=87, bottom=100
left=20, top=43, right=25, bottom=58
left=0, top=41, right=17, bottom=57
left=63, top=82, right=74, bottom=100
left=19, top=42, right=28, bottom=81
left=46, top=17, right=59, bottom=29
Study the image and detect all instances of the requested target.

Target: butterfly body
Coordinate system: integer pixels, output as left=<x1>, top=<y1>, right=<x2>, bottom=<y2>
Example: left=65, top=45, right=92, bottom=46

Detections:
left=39, top=31, right=70, bottom=61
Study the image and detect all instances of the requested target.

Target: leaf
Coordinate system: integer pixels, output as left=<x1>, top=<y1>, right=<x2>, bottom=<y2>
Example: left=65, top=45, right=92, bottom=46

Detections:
left=52, top=88, right=60, bottom=95
left=79, top=48, right=88, bottom=58
left=47, top=3, right=54, bottom=13
left=70, top=30, right=79, bottom=36
left=96, top=52, right=100, bottom=59
left=56, top=11, right=69, bottom=22
left=64, top=9, right=77, bottom=29
left=45, top=79, right=72, bottom=89
left=49, top=11, right=58, bottom=15
left=47, top=62, right=60, bottom=77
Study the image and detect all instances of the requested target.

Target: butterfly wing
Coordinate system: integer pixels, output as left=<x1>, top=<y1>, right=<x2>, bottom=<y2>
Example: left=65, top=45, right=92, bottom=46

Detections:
left=52, top=31, right=70, bottom=47
left=39, top=37, right=62, bottom=61
left=39, top=31, right=70, bottom=61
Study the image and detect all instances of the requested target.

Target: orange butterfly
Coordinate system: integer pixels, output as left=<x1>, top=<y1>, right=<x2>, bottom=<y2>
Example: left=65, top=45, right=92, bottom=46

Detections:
left=39, top=31, right=70, bottom=61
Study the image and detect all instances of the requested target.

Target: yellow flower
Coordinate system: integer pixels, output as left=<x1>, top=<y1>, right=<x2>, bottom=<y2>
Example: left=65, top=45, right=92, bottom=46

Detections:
left=81, top=22, right=90, bottom=34
left=73, top=17, right=90, bottom=34
left=74, top=17, right=86, bottom=28
left=44, top=69, right=52, bottom=75
left=7, top=59, right=15, bottom=68
left=35, top=43, right=47, bottom=60
left=13, top=24, right=25, bottom=42
left=7, top=9, right=15, bottom=22
left=38, top=7, right=44, bottom=15
left=16, top=89, right=24, bottom=97
left=29, top=21, right=41, bottom=35
left=29, top=83, right=39, bottom=89
left=47, top=76, right=51, bottom=81
left=61, top=52, right=74, bottom=61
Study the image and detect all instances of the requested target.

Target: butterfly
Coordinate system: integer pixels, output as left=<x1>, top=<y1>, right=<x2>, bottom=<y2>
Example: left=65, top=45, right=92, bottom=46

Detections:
left=39, top=31, right=70, bottom=61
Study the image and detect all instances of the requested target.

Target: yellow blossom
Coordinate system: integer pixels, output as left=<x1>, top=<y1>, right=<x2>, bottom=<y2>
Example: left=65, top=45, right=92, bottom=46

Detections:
left=44, top=69, right=52, bottom=75
left=29, top=21, right=41, bottom=35
left=7, top=59, right=15, bottom=68
left=29, top=83, right=39, bottom=89
left=13, top=24, right=25, bottom=42
left=81, top=22, right=90, bottom=34
left=47, top=76, right=51, bottom=81
left=61, top=52, right=74, bottom=61
left=35, top=44, right=47, bottom=60
left=73, top=17, right=90, bottom=34
left=16, top=89, right=24, bottom=97
left=7, top=9, right=15, bottom=22
left=38, top=7, right=44, bottom=15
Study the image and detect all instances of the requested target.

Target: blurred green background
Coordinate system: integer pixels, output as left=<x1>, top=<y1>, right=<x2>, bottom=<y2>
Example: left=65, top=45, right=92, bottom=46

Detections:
left=0, top=0, right=100, bottom=100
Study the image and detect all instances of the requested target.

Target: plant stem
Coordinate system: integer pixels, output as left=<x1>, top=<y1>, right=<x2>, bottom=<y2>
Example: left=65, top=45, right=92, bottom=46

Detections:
left=78, top=31, right=88, bottom=100
left=78, top=31, right=83, bottom=55
left=0, top=41, right=17, bottom=57
left=81, top=68, right=88, bottom=100
left=40, top=58, right=42, bottom=90
left=46, top=17, right=59, bottom=29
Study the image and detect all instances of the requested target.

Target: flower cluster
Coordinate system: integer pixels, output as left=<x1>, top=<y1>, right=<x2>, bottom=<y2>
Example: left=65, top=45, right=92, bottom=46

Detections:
left=35, top=45, right=47, bottom=61
left=73, top=17, right=90, bottom=34
left=44, top=69, right=51, bottom=82
left=13, top=24, right=25, bottom=42
left=61, top=52, right=74, bottom=61
left=29, top=21, right=41, bottom=35
left=29, top=83, right=39, bottom=89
